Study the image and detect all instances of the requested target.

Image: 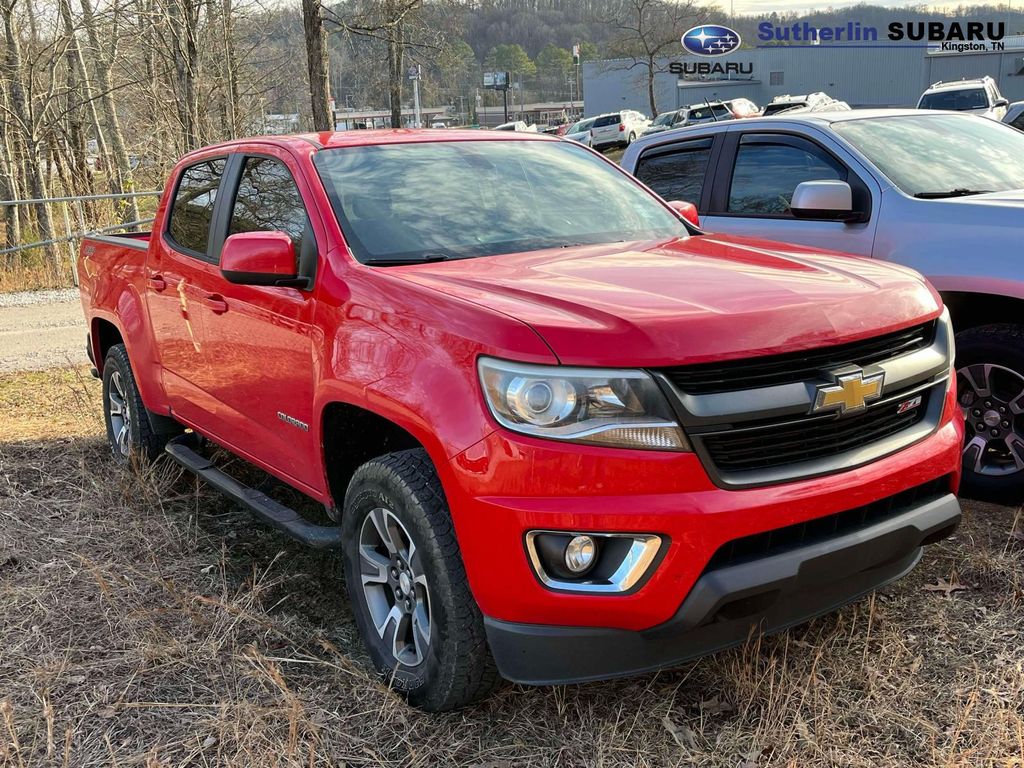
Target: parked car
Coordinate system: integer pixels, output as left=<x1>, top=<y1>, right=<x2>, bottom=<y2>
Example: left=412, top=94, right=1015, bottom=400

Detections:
left=563, top=116, right=596, bottom=145
left=918, top=77, right=1008, bottom=120
left=724, top=97, right=760, bottom=118
left=590, top=110, right=650, bottom=149
left=643, top=104, right=734, bottom=137
left=493, top=120, right=535, bottom=132
left=682, top=102, right=733, bottom=126
left=430, top=120, right=448, bottom=129
left=642, top=109, right=685, bottom=136
left=623, top=108, right=1024, bottom=499
left=761, top=92, right=839, bottom=116
left=1002, top=101, right=1024, bottom=131
left=78, top=129, right=962, bottom=712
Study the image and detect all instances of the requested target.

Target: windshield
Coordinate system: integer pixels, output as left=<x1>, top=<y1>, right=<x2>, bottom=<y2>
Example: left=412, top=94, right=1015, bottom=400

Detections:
left=918, top=88, right=987, bottom=111
left=686, top=105, right=729, bottom=121
left=762, top=102, right=807, bottom=116
left=593, top=114, right=621, bottom=128
left=652, top=112, right=676, bottom=126
left=314, top=140, right=687, bottom=264
left=568, top=119, right=595, bottom=133
left=833, top=114, right=1024, bottom=197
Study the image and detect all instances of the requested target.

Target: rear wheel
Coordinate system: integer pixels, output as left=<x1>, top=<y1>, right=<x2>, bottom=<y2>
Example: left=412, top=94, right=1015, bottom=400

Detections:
left=627, top=131, right=636, bottom=144
left=341, top=448, right=500, bottom=711
left=955, top=324, right=1024, bottom=501
left=102, top=344, right=175, bottom=464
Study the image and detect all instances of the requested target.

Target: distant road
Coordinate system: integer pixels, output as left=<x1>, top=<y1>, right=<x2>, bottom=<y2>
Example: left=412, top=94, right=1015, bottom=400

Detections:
left=0, top=289, right=87, bottom=373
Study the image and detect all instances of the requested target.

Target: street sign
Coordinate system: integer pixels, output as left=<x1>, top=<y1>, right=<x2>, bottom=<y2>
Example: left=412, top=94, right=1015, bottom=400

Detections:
left=407, top=65, right=421, bottom=81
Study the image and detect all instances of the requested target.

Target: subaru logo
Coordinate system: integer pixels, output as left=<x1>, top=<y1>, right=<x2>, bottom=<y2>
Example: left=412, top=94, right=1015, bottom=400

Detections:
left=681, top=24, right=742, bottom=57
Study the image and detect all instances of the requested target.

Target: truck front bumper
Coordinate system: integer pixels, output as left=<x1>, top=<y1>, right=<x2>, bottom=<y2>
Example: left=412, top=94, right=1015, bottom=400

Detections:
left=483, top=491, right=960, bottom=685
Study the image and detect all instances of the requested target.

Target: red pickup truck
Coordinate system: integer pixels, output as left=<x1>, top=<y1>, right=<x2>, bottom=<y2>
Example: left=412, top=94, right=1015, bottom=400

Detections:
left=78, top=130, right=963, bottom=711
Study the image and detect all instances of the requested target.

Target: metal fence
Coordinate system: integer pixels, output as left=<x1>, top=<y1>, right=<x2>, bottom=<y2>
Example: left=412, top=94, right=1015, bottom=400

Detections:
left=0, top=190, right=161, bottom=285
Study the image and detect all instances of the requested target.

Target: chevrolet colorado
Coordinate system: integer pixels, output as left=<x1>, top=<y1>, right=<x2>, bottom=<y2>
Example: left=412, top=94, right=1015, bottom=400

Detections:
left=78, top=130, right=963, bottom=711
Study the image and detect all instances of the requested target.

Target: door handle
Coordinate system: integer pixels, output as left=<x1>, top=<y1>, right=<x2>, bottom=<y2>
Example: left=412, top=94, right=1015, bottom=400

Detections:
left=148, top=275, right=167, bottom=292
left=202, top=294, right=228, bottom=314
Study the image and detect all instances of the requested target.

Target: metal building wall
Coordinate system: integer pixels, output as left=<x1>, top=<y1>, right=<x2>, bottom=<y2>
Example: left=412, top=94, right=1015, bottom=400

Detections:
left=582, top=44, right=1024, bottom=116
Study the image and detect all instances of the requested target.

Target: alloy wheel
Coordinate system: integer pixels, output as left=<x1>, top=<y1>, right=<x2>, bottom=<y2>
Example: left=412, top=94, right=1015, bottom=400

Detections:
left=358, top=507, right=432, bottom=667
left=108, top=370, right=132, bottom=457
left=958, top=363, right=1024, bottom=477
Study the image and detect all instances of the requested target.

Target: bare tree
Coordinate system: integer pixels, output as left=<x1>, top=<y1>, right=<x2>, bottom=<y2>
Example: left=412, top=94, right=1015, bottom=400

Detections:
left=79, top=0, right=139, bottom=221
left=603, top=0, right=702, bottom=116
left=302, top=0, right=331, bottom=130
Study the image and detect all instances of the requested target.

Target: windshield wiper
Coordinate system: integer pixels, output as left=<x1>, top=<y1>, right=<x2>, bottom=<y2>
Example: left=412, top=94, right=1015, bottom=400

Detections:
left=914, top=188, right=993, bottom=199
left=363, top=253, right=451, bottom=266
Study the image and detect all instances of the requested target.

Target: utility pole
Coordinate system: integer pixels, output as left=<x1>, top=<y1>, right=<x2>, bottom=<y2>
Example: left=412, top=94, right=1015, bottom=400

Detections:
left=408, top=64, right=422, bottom=127
left=572, top=44, right=581, bottom=116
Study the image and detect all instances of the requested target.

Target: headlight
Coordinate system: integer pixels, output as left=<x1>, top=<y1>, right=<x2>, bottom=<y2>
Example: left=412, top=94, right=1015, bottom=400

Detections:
left=478, top=357, right=690, bottom=451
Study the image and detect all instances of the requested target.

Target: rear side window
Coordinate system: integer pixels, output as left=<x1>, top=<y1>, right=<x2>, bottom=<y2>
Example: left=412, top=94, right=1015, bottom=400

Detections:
left=593, top=115, right=622, bottom=127
left=634, top=141, right=712, bottom=206
left=227, top=157, right=307, bottom=259
left=728, top=140, right=843, bottom=215
left=167, top=158, right=226, bottom=256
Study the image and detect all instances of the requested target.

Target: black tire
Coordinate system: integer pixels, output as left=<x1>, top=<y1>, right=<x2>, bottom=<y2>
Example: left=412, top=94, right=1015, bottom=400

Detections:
left=102, top=344, right=174, bottom=464
left=955, top=323, right=1024, bottom=502
left=341, top=448, right=500, bottom=711
left=627, top=131, right=636, bottom=144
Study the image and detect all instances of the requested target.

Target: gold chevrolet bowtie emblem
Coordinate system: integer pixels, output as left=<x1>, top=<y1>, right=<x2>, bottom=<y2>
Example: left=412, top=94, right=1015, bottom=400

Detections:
left=813, top=369, right=885, bottom=416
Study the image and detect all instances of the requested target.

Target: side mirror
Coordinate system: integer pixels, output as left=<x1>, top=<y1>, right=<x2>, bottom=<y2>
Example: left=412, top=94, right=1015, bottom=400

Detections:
left=221, top=231, right=302, bottom=286
left=790, top=180, right=862, bottom=222
left=666, top=200, right=700, bottom=228
left=995, top=98, right=1010, bottom=108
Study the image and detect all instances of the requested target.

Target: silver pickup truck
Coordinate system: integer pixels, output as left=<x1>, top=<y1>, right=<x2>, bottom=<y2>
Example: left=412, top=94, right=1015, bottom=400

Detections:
left=622, top=109, right=1024, bottom=500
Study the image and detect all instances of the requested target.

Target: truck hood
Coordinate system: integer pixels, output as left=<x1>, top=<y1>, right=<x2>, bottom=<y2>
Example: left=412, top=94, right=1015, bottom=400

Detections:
left=387, top=235, right=940, bottom=367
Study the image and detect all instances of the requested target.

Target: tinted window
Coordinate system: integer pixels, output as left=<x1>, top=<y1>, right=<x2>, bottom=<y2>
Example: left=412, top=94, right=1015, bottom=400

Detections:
left=635, top=143, right=712, bottom=205
left=686, top=105, right=730, bottom=121
left=593, top=115, right=622, bottom=128
left=918, top=88, right=987, bottom=110
left=314, top=140, right=685, bottom=264
left=227, top=157, right=307, bottom=259
left=167, top=158, right=226, bottom=255
left=833, top=114, right=1024, bottom=196
left=1011, top=112, right=1024, bottom=131
left=762, top=102, right=806, bottom=116
left=728, top=141, right=842, bottom=215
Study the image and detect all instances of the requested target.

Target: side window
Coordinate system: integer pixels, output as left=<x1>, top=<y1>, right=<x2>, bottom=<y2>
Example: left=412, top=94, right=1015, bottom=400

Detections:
left=227, top=157, right=307, bottom=260
left=634, top=141, right=712, bottom=206
left=1011, top=112, right=1024, bottom=132
left=727, top=140, right=843, bottom=216
left=167, top=158, right=226, bottom=256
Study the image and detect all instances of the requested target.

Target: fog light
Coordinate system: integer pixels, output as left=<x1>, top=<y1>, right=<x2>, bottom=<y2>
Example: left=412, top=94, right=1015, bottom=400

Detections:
left=565, top=535, right=597, bottom=573
left=525, top=531, right=664, bottom=593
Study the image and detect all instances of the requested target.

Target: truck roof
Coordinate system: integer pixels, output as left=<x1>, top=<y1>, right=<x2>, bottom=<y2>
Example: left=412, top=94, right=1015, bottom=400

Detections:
left=184, top=129, right=559, bottom=159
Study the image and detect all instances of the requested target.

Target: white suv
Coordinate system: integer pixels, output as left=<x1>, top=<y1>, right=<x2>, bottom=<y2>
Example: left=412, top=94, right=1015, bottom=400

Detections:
left=917, top=77, right=1009, bottom=120
left=589, top=110, right=650, bottom=149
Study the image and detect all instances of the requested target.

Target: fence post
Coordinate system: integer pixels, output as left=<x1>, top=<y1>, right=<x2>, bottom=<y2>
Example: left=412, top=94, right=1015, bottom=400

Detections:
left=62, top=201, right=79, bottom=288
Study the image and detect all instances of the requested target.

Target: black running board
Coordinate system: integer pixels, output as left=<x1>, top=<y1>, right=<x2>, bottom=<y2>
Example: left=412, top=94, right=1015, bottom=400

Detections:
left=165, top=434, right=344, bottom=549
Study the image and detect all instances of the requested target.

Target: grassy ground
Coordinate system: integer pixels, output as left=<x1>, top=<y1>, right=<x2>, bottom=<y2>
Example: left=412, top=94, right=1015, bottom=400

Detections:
left=1, top=367, right=1023, bottom=767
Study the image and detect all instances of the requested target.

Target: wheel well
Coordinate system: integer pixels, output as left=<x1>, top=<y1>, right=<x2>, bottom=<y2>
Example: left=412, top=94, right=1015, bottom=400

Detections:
left=322, top=402, right=424, bottom=511
left=92, top=319, right=124, bottom=373
left=943, top=292, right=1024, bottom=334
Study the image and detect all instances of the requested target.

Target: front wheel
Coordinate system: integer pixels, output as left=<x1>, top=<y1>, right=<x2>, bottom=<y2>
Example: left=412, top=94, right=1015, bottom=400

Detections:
left=341, top=448, right=500, bottom=711
left=955, top=324, right=1024, bottom=501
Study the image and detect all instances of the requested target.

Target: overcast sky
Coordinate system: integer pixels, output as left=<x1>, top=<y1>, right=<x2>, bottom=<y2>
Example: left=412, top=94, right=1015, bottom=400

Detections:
left=731, top=0, right=1015, bottom=13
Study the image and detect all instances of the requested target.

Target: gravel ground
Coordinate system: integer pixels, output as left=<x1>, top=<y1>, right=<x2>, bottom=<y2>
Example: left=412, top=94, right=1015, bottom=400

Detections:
left=0, top=288, right=87, bottom=373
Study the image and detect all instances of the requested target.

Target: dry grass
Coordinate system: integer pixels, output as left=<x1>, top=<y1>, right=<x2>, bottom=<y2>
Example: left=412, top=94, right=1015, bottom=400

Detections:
left=1, top=367, right=1023, bottom=767
left=0, top=262, right=75, bottom=294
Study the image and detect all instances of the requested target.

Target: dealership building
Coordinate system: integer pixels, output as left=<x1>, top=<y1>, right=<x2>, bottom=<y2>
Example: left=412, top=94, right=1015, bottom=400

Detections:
left=581, top=35, right=1024, bottom=116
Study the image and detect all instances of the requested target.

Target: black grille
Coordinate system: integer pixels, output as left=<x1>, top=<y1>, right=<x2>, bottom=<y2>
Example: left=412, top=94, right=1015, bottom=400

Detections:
left=661, top=321, right=935, bottom=395
left=698, top=389, right=932, bottom=473
left=704, top=476, right=950, bottom=573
